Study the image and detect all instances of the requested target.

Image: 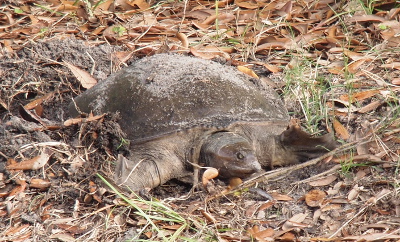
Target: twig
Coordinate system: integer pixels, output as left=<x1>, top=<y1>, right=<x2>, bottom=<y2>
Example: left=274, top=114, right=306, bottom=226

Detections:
left=294, top=164, right=341, bottom=185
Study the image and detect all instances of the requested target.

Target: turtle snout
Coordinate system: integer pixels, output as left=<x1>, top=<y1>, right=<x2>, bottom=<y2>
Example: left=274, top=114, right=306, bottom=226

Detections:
left=234, top=153, right=262, bottom=177
left=217, top=152, right=262, bottom=178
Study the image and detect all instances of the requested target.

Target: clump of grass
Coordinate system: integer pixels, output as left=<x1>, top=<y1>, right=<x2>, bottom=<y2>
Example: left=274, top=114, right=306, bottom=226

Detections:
left=98, top=174, right=193, bottom=241
left=282, top=55, right=334, bottom=134
left=339, top=155, right=365, bottom=175
left=356, top=0, right=380, bottom=15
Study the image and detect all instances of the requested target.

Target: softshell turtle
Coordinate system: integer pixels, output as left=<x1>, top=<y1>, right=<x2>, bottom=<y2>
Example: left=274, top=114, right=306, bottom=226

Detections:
left=69, top=54, right=335, bottom=190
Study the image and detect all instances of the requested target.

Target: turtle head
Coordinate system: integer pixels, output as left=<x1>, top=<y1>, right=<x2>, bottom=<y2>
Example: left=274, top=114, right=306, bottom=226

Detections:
left=200, top=132, right=262, bottom=178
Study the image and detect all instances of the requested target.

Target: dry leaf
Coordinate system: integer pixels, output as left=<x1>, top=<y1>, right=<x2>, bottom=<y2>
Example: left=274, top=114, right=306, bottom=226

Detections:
left=64, top=113, right=105, bottom=126
left=256, top=41, right=287, bottom=52
left=113, top=51, right=134, bottom=66
left=49, top=233, right=77, bottom=241
left=263, top=63, right=281, bottom=73
left=191, top=21, right=209, bottom=30
left=355, top=169, right=368, bottom=180
left=278, top=232, right=296, bottom=241
left=235, top=0, right=259, bottom=9
left=349, top=15, right=386, bottom=22
left=176, top=32, right=189, bottom=48
left=0, top=184, right=13, bottom=198
left=95, top=0, right=114, bottom=11
left=333, top=118, right=350, bottom=140
left=321, top=204, right=341, bottom=212
left=57, top=224, right=88, bottom=235
left=250, top=61, right=282, bottom=73
left=190, top=46, right=231, bottom=60
left=343, top=233, right=400, bottom=241
left=343, top=49, right=366, bottom=61
left=352, top=154, right=382, bottom=163
left=327, top=62, right=344, bottom=75
left=347, top=184, right=360, bottom=201
left=358, top=100, right=384, bottom=113
left=0, top=98, right=8, bottom=111
left=237, top=66, right=259, bottom=79
left=8, top=181, right=27, bottom=197
left=305, top=189, right=326, bottom=207
left=18, top=104, right=45, bottom=125
left=290, top=213, right=308, bottom=223
left=282, top=213, right=308, bottom=230
left=347, top=59, right=368, bottom=74
left=30, top=179, right=51, bottom=189
left=24, top=92, right=54, bottom=110
left=127, top=0, right=151, bottom=10
left=278, top=0, right=293, bottom=20
left=340, top=89, right=380, bottom=103
left=63, top=61, right=97, bottom=89
left=190, top=47, right=219, bottom=60
left=308, top=175, right=337, bottom=187
left=228, top=177, right=242, bottom=189
left=201, top=13, right=235, bottom=25
left=34, top=104, right=44, bottom=117
left=258, top=201, right=276, bottom=211
left=252, top=228, right=275, bottom=240
left=270, top=192, right=293, bottom=201
left=6, top=149, right=52, bottom=170
left=200, top=209, right=217, bottom=223
left=313, top=209, right=322, bottom=222
left=391, top=78, right=400, bottom=85
left=186, top=9, right=212, bottom=20
left=381, top=62, right=400, bottom=70
left=245, top=202, right=259, bottom=217
left=162, top=224, right=184, bottom=230
left=4, top=224, right=30, bottom=236
left=202, top=168, right=219, bottom=187
left=248, top=226, right=274, bottom=240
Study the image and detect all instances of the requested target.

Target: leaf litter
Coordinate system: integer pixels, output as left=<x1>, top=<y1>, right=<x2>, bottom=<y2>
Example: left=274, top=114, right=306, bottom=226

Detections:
left=0, top=0, right=400, bottom=241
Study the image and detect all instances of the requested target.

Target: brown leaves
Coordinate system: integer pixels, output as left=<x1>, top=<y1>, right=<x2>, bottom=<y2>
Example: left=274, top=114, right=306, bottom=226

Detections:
left=64, top=113, right=105, bottom=126
left=308, top=175, right=338, bottom=187
left=29, top=179, right=51, bottom=189
left=6, top=149, right=52, bottom=171
left=305, top=189, right=327, bottom=207
left=23, top=92, right=54, bottom=111
left=176, top=33, right=189, bottom=49
left=63, top=61, right=97, bottom=89
left=237, top=66, right=259, bottom=79
left=248, top=226, right=274, bottom=241
left=190, top=46, right=232, bottom=60
left=333, top=118, right=350, bottom=140
left=340, top=89, right=380, bottom=103
left=202, top=168, right=219, bottom=187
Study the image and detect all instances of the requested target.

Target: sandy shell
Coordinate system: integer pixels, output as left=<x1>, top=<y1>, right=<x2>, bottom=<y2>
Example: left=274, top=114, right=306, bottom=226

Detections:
left=69, top=54, right=289, bottom=143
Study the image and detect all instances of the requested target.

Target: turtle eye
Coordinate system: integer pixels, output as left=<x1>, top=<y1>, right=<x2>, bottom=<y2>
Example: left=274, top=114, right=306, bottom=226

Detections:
left=236, top=152, right=245, bottom=160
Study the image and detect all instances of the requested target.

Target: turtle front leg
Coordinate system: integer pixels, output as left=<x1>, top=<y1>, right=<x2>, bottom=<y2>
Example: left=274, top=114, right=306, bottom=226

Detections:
left=272, top=121, right=337, bottom=167
left=114, top=147, right=187, bottom=191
